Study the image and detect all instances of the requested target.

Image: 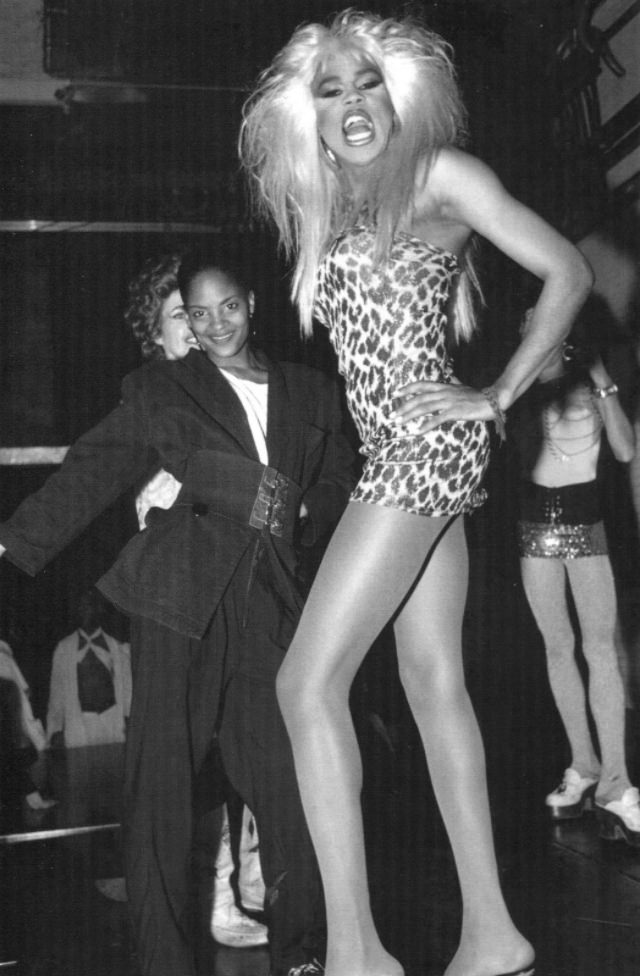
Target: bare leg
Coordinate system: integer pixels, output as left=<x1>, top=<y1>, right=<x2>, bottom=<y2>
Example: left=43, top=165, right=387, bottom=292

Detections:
left=520, top=557, right=600, bottom=778
left=277, top=504, right=531, bottom=976
left=396, top=517, right=533, bottom=976
left=566, top=556, right=631, bottom=802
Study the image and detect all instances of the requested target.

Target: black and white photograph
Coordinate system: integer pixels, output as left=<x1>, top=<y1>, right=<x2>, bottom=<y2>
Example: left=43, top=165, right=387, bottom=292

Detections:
left=0, top=3, right=639, bottom=975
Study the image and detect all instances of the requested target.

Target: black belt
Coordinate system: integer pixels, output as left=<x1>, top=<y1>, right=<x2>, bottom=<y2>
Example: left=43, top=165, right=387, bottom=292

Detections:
left=520, top=480, right=601, bottom=525
left=148, top=452, right=303, bottom=543
left=248, top=467, right=293, bottom=537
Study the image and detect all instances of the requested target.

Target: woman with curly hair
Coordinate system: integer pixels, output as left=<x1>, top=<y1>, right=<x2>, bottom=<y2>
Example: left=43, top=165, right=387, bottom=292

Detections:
left=124, top=253, right=196, bottom=362
left=240, top=9, right=593, bottom=976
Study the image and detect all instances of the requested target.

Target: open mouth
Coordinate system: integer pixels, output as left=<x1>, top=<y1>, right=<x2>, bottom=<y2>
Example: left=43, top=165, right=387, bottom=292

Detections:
left=342, top=110, right=374, bottom=146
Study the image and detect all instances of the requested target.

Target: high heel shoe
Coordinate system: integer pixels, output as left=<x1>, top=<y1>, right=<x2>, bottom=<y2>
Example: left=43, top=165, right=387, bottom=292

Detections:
left=545, top=767, right=598, bottom=820
left=490, top=967, right=535, bottom=976
left=595, top=787, right=640, bottom=848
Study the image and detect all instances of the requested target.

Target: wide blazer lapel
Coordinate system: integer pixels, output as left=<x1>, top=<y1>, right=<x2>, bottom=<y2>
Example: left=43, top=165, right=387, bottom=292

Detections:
left=266, top=360, right=305, bottom=475
left=172, top=348, right=259, bottom=460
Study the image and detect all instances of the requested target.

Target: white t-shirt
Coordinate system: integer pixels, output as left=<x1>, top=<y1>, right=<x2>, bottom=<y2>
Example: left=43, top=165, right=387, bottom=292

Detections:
left=219, top=370, right=269, bottom=464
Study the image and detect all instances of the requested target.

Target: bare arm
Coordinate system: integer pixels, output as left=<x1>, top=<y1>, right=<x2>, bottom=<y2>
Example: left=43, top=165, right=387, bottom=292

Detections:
left=589, top=356, right=635, bottom=463
left=394, top=149, right=593, bottom=430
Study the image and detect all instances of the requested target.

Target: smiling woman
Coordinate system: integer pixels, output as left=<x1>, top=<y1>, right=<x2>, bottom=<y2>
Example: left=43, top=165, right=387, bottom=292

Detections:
left=177, top=254, right=261, bottom=377
left=0, top=245, right=357, bottom=976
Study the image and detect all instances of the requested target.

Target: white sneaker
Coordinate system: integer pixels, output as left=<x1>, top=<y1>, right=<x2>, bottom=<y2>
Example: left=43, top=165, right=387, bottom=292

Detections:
left=596, top=787, right=640, bottom=848
left=545, top=768, right=598, bottom=820
left=239, top=810, right=266, bottom=913
left=95, top=877, right=128, bottom=902
left=210, top=901, right=268, bottom=948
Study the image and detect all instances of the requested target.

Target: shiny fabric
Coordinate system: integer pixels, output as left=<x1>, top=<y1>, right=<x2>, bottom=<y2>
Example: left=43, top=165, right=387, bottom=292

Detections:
left=517, top=519, right=608, bottom=559
left=517, top=479, right=608, bottom=559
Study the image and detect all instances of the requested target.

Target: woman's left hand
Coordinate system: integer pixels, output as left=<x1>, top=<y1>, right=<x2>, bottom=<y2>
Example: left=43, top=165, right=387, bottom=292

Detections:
left=390, top=378, right=494, bottom=433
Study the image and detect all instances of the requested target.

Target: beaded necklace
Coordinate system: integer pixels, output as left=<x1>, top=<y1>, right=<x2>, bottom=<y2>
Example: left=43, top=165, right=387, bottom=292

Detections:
left=542, top=397, right=602, bottom=462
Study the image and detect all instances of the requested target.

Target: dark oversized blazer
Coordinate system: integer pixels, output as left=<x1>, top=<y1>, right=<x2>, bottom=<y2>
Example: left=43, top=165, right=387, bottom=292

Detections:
left=0, top=350, right=355, bottom=638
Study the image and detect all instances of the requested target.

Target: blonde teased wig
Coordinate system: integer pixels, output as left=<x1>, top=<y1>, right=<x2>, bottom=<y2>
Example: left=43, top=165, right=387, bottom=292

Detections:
left=240, top=8, right=479, bottom=339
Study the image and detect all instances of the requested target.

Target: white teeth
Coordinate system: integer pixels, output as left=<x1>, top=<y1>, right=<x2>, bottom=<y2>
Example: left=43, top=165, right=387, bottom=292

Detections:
left=343, top=112, right=371, bottom=131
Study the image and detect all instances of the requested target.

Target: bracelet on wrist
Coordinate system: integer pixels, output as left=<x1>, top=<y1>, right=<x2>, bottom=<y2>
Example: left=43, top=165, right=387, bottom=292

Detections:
left=591, top=383, right=618, bottom=400
left=481, top=386, right=507, bottom=442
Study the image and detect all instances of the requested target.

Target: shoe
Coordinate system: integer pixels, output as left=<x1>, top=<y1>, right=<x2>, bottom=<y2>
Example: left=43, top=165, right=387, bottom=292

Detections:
left=596, top=787, right=640, bottom=848
left=210, top=901, right=269, bottom=948
left=95, top=877, right=128, bottom=902
left=238, top=809, right=266, bottom=912
left=25, top=790, right=57, bottom=810
left=545, top=768, right=598, bottom=820
left=286, top=961, right=324, bottom=976
left=491, top=968, right=534, bottom=975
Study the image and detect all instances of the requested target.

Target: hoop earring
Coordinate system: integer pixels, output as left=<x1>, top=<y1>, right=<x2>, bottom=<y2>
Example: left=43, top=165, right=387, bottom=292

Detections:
left=320, top=136, right=340, bottom=168
left=562, top=343, right=574, bottom=363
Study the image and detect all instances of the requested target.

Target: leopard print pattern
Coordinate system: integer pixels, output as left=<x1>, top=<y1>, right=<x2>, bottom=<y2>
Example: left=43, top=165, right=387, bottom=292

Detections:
left=314, top=226, right=490, bottom=517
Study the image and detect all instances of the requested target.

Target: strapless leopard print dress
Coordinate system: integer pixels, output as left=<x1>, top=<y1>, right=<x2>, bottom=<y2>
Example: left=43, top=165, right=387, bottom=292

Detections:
left=314, top=226, right=490, bottom=516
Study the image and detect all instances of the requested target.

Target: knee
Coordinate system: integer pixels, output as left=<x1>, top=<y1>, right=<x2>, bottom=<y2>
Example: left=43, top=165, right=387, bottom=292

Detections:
left=542, top=632, right=575, bottom=666
left=581, top=632, right=619, bottom=673
left=581, top=619, right=616, bottom=654
left=275, top=658, right=297, bottom=718
left=398, top=653, right=465, bottom=710
left=275, top=655, right=311, bottom=729
left=276, top=650, right=350, bottom=732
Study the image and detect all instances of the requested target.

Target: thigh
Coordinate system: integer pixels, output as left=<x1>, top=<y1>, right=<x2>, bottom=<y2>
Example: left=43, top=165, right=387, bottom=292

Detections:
left=520, top=557, right=570, bottom=635
left=283, top=501, right=454, bottom=687
left=566, top=556, right=617, bottom=641
left=393, top=514, right=467, bottom=676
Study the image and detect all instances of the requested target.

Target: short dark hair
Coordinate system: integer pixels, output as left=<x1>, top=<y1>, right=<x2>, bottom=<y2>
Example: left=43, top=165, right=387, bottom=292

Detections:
left=177, top=251, right=251, bottom=305
left=124, top=254, right=183, bottom=361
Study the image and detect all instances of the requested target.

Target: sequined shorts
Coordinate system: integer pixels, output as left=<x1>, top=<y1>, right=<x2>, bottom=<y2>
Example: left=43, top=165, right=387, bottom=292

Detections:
left=517, top=519, right=608, bottom=559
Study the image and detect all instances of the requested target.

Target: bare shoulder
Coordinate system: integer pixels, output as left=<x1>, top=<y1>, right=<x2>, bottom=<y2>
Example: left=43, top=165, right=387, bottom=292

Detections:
left=410, top=148, right=490, bottom=251
left=415, top=147, right=591, bottom=285
left=418, top=147, right=504, bottom=215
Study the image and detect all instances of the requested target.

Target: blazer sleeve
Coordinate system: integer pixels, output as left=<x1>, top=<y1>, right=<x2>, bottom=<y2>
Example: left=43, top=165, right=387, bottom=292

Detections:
left=0, top=374, right=154, bottom=576
left=299, top=372, right=357, bottom=546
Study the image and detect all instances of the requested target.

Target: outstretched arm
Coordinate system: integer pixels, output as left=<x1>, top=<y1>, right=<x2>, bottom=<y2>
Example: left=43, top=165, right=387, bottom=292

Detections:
left=0, top=377, right=153, bottom=575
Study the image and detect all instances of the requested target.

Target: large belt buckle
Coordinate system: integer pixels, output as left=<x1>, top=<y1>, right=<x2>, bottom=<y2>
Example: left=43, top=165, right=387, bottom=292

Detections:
left=249, top=467, right=289, bottom=537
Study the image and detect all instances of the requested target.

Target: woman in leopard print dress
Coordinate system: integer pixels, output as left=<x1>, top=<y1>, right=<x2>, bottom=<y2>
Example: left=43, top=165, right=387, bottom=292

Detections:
left=240, top=11, right=592, bottom=976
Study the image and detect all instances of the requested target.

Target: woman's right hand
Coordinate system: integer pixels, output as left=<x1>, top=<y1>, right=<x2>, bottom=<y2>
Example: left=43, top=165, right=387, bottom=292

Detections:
left=390, top=377, right=495, bottom=432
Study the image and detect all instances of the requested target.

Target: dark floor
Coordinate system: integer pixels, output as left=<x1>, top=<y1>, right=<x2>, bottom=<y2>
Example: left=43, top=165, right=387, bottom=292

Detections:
left=3, top=705, right=640, bottom=976
left=3, top=548, right=640, bottom=976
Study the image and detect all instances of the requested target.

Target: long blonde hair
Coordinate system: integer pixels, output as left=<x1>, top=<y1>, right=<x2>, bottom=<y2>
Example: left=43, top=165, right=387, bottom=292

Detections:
left=240, top=8, right=478, bottom=338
